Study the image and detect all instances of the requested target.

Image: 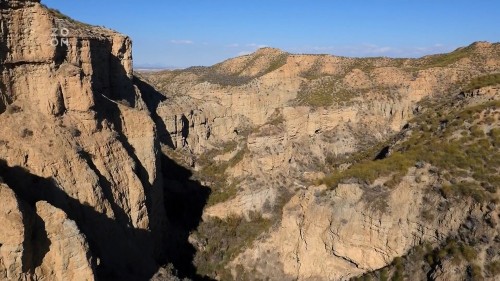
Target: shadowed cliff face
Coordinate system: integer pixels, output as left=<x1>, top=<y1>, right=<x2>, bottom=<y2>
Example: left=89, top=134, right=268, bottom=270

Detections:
left=0, top=1, right=212, bottom=280
left=0, top=1, right=214, bottom=280
left=0, top=159, right=154, bottom=279
left=134, top=75, right=213, bottom=280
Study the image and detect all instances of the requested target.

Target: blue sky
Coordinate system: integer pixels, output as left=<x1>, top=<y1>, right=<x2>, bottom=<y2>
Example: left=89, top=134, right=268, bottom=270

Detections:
left=42, top=0, right=500, bottom=68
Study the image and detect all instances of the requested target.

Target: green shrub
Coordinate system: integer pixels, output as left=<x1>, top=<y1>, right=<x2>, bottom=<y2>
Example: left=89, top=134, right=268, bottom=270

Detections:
left=489, top=128, right=500, bottom=145
left=460, top=244, right=477, bottom=262
left=194, top=212, right=272, bottom=278
left=320, top=100, right=500, bottom=205
left=263, top=53, right=289, bottom=74
left=200, top=53, right=289, bottom=86
left=485, top=260, right=500, bottom=276
left=464, top=73, right=500, bottom=92
left=322, top=151, right=413, bottom=189
left=379, top=268, right=389, bottom=281
left=421, top=45, right=474, bottom=68
left=206, top=182, right=237, bottom=206
left=421, top=209, right=435, bottom=221
left=391, top=257, right=404, bottom=281
left=296, top=79, right=335, bottom=107
left=469, top=264, right=484, bottom=280
left=266, top=113, right=285, bottom=126
left=470, top=125, right=484, bottom=138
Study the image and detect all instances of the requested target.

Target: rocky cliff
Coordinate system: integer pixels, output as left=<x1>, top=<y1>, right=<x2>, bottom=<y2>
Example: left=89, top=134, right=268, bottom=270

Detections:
left=141, top=42, right=500, bottom=280
left=0, top=1, right=168, bottom=280
left=1, top=1, right=499, bottom=280
left=141, top=43, right=500, bottom=221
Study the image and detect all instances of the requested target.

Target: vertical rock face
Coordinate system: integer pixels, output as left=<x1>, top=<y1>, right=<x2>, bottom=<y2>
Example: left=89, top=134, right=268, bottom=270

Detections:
left=0, top=183, right=26, bottom=280
left=0, top=1, right=167, bottom=280
left=34, top=201, right=95, bottom=281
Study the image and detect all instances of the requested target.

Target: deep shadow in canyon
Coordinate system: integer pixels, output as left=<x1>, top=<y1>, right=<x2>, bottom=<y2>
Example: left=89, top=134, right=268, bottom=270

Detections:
left=161, top=154, right=214, bottom=281
left=0, top=152, right=214, bottom=281
left=134, top=75, right=214, bottom=280
left=0, top=159, right=158, bottom=280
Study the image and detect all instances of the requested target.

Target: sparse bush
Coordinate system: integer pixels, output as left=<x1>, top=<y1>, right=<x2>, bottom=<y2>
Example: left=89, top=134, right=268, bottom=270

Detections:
left=295, top=77, right=359, bottom=107
left=460, top=244, right=477, bottom=262
left=421, top=45, right=474, bottom=68
left=266, top=113, right=285, bottom=126
left=206, top=182, right=237, bottom=206
left=263, top=53, right=289, bottom=74
left=320, top=100, right=500, bottom=206
left=5, top=104, right=21, bottom=114
left=193, top=213, right=272, bottom=278
left=485, top=260, right=500, bottom=276
left=391, top=257, right=404, bottom=281
left=69, top=126, right=81, bottom=137
left=19, top=128, right=33, bottom=138
left=199, top=53, right=289, bottom=86
left=379, top=268, right=389, bottom=281
left=421, top=209, right=435, bottom=221
left=468, top=264, right=484, bottom=280
left=150, top=263, right=189, bottom=281
left=197, top=142, right=247, bottom=207
left=440, top=184, right=453, bottom=199
left=464, top=73, right=500, bottom=92
left=469, top=125, right=484, bottom=138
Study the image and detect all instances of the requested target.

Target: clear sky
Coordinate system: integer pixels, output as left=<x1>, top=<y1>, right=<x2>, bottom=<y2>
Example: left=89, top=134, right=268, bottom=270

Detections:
left=42, top=0, right=500, bottom=68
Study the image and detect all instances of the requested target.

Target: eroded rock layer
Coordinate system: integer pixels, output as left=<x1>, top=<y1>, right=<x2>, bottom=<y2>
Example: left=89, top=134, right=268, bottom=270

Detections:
left=0, top=1, right=166, bottom=280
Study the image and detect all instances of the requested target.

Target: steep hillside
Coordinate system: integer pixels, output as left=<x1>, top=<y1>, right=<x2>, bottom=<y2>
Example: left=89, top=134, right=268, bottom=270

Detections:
left=140, top=43, right=500, bottom=280
left=229, top=86, right=499, bottom=281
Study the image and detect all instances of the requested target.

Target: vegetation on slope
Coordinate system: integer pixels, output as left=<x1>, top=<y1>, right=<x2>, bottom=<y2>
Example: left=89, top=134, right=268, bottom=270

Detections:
left=464, top=73, right=500, bottom=92
left=200, top=52, right=289, bottom=86
left=295, top=77, right=358, bottom=107
left=320, top=97, right=500, bottom=203
left=194, top=141, right=248, bottom=207
left=193, top=212, right=272, bottom=280
left=419, top=44, right=476, bottom=68
left=41, top=4, right=90, bottom=27
left=351, top=237, right=495, bottom=281
left=344, top=90, right=500, bottom=280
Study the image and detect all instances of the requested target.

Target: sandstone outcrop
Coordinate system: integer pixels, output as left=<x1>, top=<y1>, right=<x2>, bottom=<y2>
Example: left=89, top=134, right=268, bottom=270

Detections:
left=0, top=1, right=167, bottom=279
